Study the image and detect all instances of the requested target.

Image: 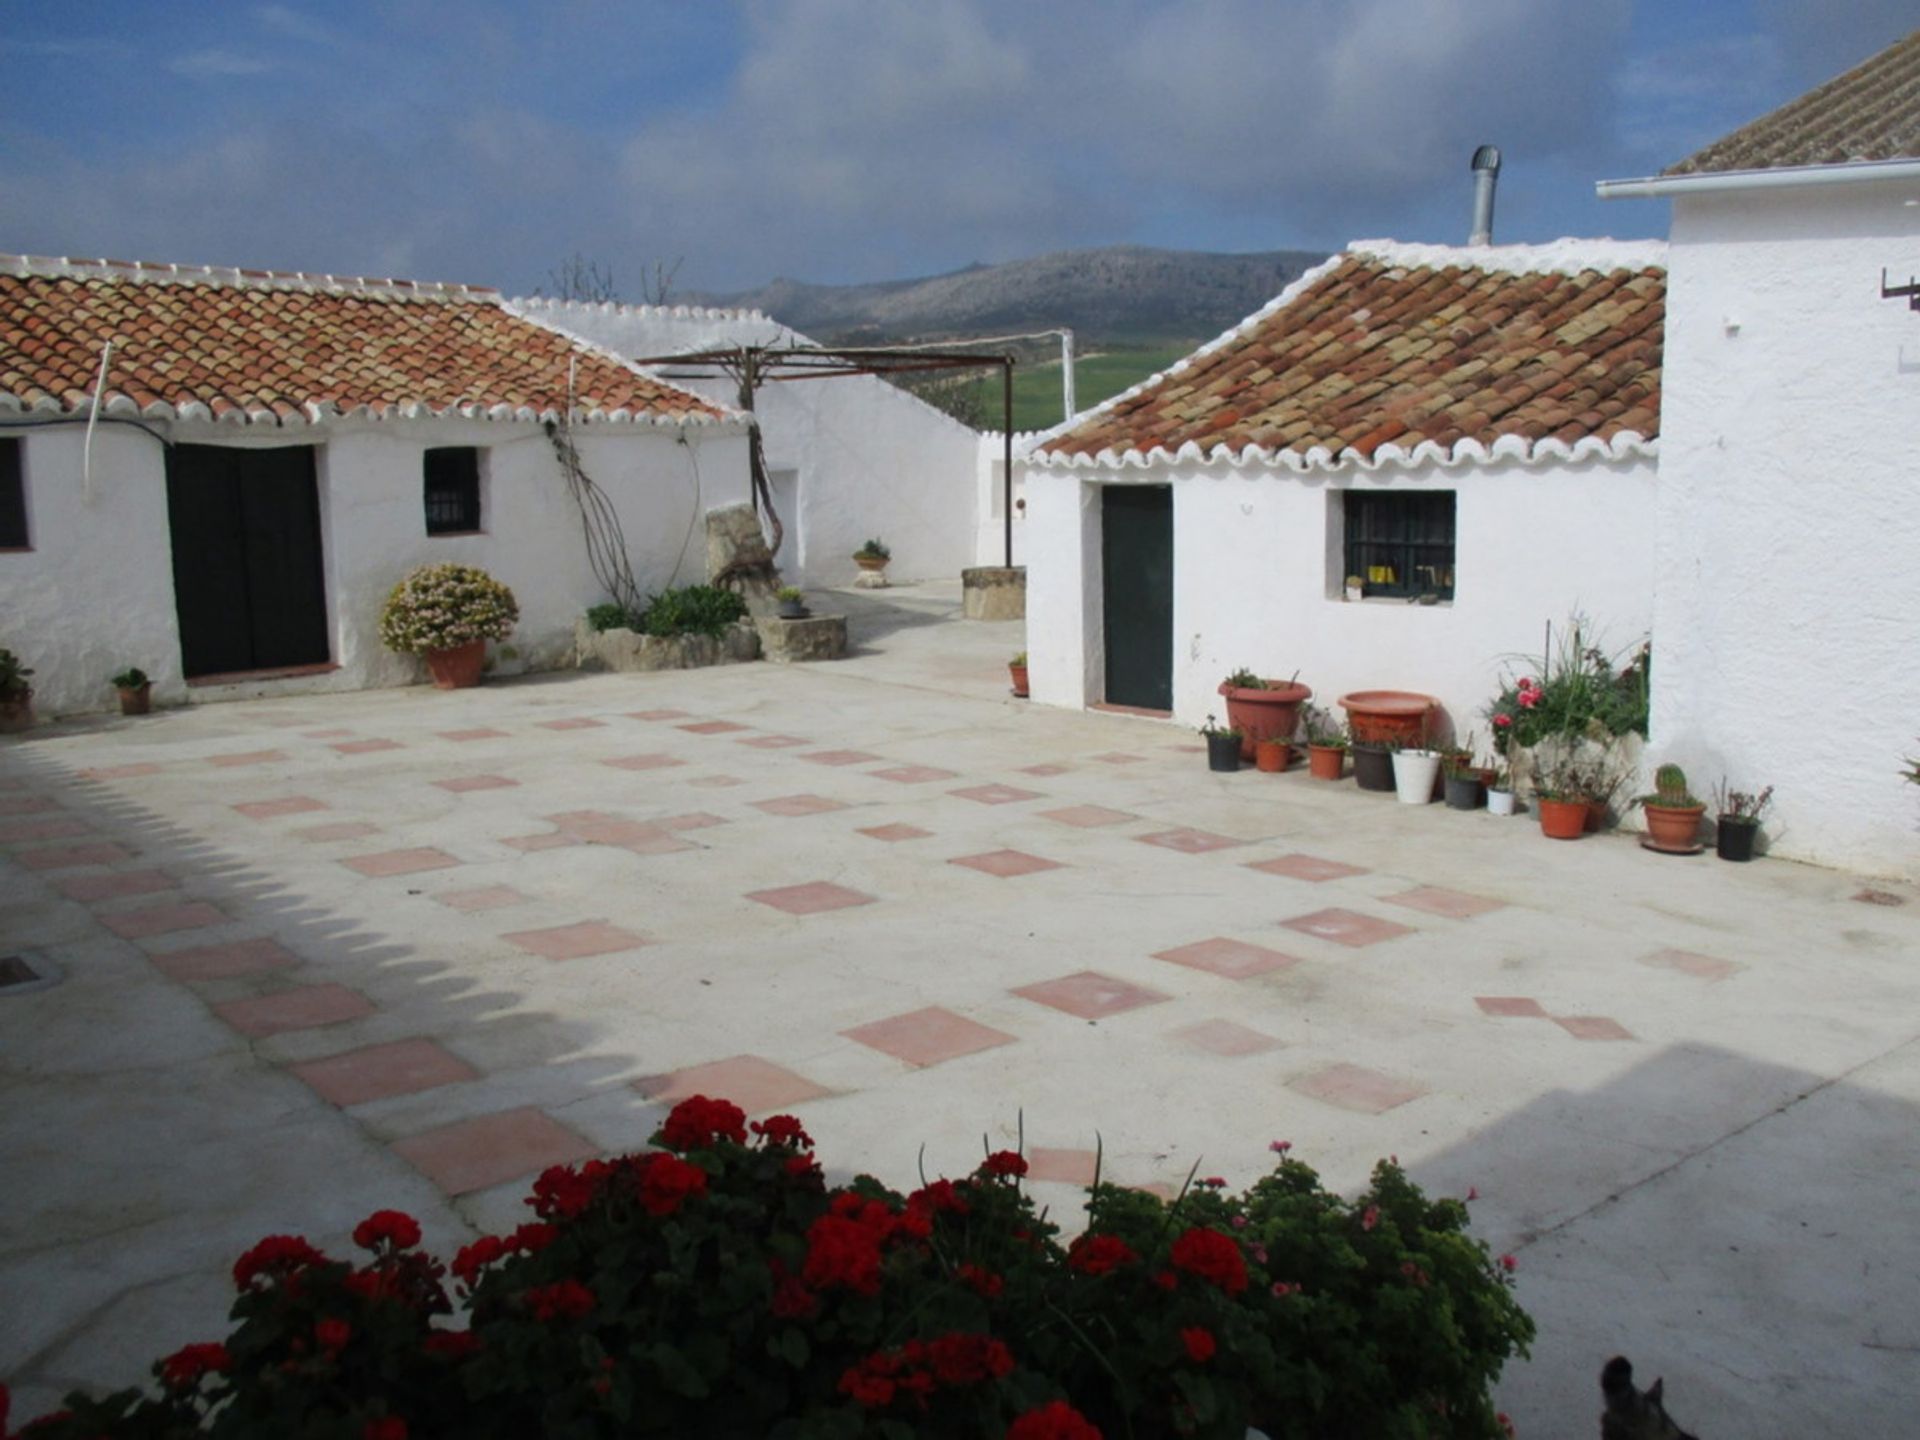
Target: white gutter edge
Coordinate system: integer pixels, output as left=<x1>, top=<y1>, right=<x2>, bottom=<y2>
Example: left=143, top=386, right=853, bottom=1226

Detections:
left=1597, top=157, right=1920, bottom=199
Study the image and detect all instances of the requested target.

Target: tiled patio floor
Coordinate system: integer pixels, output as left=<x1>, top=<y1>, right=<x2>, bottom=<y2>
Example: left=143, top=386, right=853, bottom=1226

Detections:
left=3, top=581, right=1918, bottom=1435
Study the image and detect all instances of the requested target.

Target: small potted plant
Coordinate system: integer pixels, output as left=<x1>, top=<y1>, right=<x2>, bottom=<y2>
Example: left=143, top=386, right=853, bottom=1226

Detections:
left=1443, top=751, right=1486, bottom=810
left=1200, top=713, right=1243, bottom=773
left=1534, top=757, right=1594, bottom=840
left=0, top=647, right=33, bottom=733
left=1487, top=765, right=1517, bottom=816
left=1008, top=651, right=1029, bottom=698
left=775, top=585, right=809, bottom=620
left=378, top=562, right=519, bottom=689
left=852, top=537, right=891, bottom=580
left=110, top=666, right=152, bottom=716
left=1390, top=741, right=1443, bottom=805
left=1712, top=780, right=1773, bottom=862
left=1351, top=737, right=1395, bottom=792
left=1302, top=706, right=1348, bottom=780
left=1218, top=666, right=1311, bottom=761
left=1636, top=763, right=1707, bottom=854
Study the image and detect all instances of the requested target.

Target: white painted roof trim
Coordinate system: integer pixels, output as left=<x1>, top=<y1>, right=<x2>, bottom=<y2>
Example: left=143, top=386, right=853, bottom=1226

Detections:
left=508, top=293, right=776, bottom=326
left=1026, top=430, right=1656, bottom=475
left=1597, top=156, right=1920, bottom=199
left=0, top=390, right=749, bottom=432
left=1, top=252, right=501, bottom=300
left=1347, top=236, right=1667, bottom=277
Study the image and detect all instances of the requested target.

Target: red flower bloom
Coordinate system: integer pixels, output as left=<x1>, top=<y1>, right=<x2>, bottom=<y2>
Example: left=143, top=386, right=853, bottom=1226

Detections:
left=314, top=1318, right=352, bottom=1353
left=527, top=1160, right=612, bottom=1221
left=1500, top=1253, right=1518, bottom=1272
left=907, top=1178, right=970, bottom=1217
left=525, top=1279, right=596, bottom=1322
left=1067, top=1233, right=1138, bottom=1277
left=159, top=1342, right=231, bottom=1390
left=981, top=1149, right=1028, bottom=1178
left=451, top=1234, right=509, bottom=1287
left=768, top=1259, right=819, bottom=1320
left=634, top=1152, right=709, bottom=1218
left=659, top=1094, right=747, bottom=1151
left=1180, top=1327, right=1216, bottom=1364
left=1361, top=1205, right=1380, bottom=1232
left=750, top=1114, right=813, bottom=1149
left=957, top=1263, right=1004, bottom=1298
left=352, top=1210, right=422, bottom=1252
left=838, top=1366, right=896, bottom=1410
left=508, top=1221, right=557, bottom=1255
left=232, top=1235, right=327, bottom=1291
left=423, top=1330, right=483, bottom=1360
left=1493, top=713, right=1513, bottom=728
left=363, top=1419, right=408, bottom=1440
left=802, top=1214, right=885, bottom=1295
left=1007, top=1399, right=1103, bottom=1440
left=1151, top=1269, right=1178, bottom=1291
left=1400, top=1261, right=1430, bottom=1288
left=1170, top=1227, right=1248, bottom=1294
left=926, top=1333, right=1014, bottom=1387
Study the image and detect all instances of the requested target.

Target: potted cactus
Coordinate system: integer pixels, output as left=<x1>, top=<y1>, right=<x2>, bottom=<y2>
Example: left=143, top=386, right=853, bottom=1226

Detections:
left=110, top=666, right=152, bottom=716
left=1637, top=763, right=1707, bottom=853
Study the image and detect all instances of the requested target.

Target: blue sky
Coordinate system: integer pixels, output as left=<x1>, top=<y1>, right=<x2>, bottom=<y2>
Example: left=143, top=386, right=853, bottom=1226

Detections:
left=3, top=1, right=1916, bottom=297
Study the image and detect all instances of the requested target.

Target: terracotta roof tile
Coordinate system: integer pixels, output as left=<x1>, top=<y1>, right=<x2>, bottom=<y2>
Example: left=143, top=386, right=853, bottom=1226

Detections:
left=1665, top=30, right=1920, bottom=176
left=1035, top=241, right=1663, bottom=469
left=0, top=255, right=726, bottom=426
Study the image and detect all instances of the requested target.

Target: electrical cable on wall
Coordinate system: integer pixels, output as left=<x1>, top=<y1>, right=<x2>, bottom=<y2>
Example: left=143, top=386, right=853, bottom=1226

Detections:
left=546, top=392, right=643, bottom=618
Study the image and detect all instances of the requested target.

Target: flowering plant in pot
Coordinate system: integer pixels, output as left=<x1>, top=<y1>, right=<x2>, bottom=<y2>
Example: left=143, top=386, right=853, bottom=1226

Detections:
left=9, top=1095, right=1533, bottom=1440
left=1634, top=764, right=1707, bottom=854
left=1218, top=667, right=1311, bottom=761
left=1008, top=651, right=1029, bottom=698
left=378, top=563, right=518, bottom=689
left=1711, top=779, right=1773, bottom=862
left=109, top=666, right=152, bottom=716
left=1200, top=713, right=1243, bottom=773
left=1534, top=758, right=1596, bottom=840
left=1302, top=705, right=1348, bottom=780
left=0, top=647, right=33, bottom=733
left=1485, top=617, right=1649, bottom=761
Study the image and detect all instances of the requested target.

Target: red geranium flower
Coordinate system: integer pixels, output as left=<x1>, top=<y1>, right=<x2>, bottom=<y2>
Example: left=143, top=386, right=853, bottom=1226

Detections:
left=158, top=1342, right=230, bottom=1390
left=314, top=1318, right=352, bottom=1353
left=926, top=1332, right=1014, bottom=1386
left=352, top=1210, right=422, bottom=1252
left=524, top=1279, right=596, bottom=1322
left=1180, top=1327, right=1216, bottom=1364
left=957, top=1263, right=1004, bottom=1298
left=635, top=1152, right=709, bottom=1218
left=1169, top=1227, right=1248, bottom=1294
left=1008, top=1399, right=1103, bottom=1440
left=660, top=1094, right=747, bottom=1151
left=981, top=1150, right=1028, bottom=1178
left=423, top=1330, right=482, bottom=1360
left=750, top=1114, right=813, bottom=1149
left=1067, top=1232, right=1138, bottom=1277
left=451, top=1234, right=509, bottom=1287
left=232, top=1235, right=327, bottom=1291
left=802, top=1214, right=885, bottom=1295
left=527, top=1160, right=612, bottom=1221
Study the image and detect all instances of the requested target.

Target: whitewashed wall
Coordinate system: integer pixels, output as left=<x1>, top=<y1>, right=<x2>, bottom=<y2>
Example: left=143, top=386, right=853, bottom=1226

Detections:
left=1, top=417, right=748, bottom=715
left=511, top=299, right=987, bottom=587
left=1022, top=453, right=1656, bottom=750
left=973, top=434, right=1036, bottom=571
left=1655, top=179, right=1920, bottom=875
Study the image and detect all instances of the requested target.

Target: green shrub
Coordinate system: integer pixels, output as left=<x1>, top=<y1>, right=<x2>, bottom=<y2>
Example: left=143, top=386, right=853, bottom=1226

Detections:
left=640, top=586, right=747, bottom=639
left=1, top=648, right=35, bottom=700
left=585, top=602, right=640, bottom=633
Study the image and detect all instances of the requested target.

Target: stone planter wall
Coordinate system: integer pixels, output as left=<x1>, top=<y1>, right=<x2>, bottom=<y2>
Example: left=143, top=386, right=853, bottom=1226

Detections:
left=574, top=619, right=761, bottom=673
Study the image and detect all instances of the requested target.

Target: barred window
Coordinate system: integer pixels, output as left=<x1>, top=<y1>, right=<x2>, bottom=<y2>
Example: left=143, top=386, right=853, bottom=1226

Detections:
left=1343, top=491, right=1454, bottom=601
left=424, top=447, right=482, bottom=535
left=0, top=439, right=27, bottom=548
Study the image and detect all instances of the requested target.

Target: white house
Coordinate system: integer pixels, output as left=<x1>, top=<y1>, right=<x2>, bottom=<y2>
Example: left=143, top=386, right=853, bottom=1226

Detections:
left=0, top=256, right=750, bottom=717
left=1017, top=239, right=1665, bottom=741
left=507, top=297, right=994, bottom=589
left=1599, top=29, right=1920, bottom=877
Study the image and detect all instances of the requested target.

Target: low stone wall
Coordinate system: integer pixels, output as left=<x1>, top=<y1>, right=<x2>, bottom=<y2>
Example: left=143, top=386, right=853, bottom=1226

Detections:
left=573, top=619, right=761, bottom=672
left=757, top=614, right=847, bottom=663
left=962, top=566, right=1026, bottom=620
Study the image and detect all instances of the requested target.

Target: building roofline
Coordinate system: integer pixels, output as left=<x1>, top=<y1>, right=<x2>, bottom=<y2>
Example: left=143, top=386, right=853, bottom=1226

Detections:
left=1597, top=156, right=1920, bottom=200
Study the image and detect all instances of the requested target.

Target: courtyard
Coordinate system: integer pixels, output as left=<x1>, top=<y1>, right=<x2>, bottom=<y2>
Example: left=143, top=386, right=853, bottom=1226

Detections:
left=2, top=582, right=1916, bottom=1437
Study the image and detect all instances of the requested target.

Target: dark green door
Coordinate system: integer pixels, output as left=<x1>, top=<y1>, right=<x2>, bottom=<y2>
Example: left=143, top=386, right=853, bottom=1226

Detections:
left=1101, top=485, right=1173, bottom=710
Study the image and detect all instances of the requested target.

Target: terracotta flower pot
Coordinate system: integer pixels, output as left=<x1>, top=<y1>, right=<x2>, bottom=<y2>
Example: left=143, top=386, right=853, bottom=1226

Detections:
left=1307, top=744, right=1346, bottom=781
left=117, top=685, right=152, bottom=716
left=0, top=693, right=33, bottom=734
left=1254, top=738, right=1290, bottom=772
left=854, top=555, right=889, bottom=572
left=1218, top=680, right=1312, bottom=760
left=425, top=639, right=487, bottom=690
left=1337, top=691, right=1438, bottom=747
left=1537, top=797, right=1589, bottom=840
left=1008, top=664, right=1029, bottom=698
left=1643, top=803, right=1705, bottom=852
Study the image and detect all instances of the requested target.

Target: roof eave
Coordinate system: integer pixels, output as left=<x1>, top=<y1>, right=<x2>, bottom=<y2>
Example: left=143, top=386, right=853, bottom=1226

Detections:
left=1597, top=156, right=1920, bottom=200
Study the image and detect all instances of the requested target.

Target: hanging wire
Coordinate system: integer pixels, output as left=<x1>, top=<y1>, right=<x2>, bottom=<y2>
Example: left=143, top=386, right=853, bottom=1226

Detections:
left=547, top=362, right=643, bottom=617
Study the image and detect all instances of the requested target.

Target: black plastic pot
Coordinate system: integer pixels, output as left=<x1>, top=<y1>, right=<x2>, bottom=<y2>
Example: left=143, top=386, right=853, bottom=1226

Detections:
left=1206, top=732, right=1243, bottom=772
left=777, top=601, right=809, bottom=619
left=1444, top=774, right=1485, bottom=810
left=1716, top=818, right=1758, bottom=861
left=1352, top=743, right=1395, bottom=792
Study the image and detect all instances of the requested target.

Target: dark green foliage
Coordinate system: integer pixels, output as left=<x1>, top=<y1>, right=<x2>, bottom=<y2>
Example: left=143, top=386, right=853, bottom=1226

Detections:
left=586, top=602, right=641, bottom=633
left=640, top=586, right=747, bottom=639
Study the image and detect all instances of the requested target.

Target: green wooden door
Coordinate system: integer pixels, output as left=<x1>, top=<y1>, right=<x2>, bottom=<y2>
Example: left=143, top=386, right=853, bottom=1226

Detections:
left=1101, top=485, right=1173, bottom=710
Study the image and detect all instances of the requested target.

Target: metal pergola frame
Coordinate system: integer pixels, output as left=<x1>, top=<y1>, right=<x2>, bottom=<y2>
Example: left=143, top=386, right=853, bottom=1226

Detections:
left=628, top=344, right=1018, bottom=568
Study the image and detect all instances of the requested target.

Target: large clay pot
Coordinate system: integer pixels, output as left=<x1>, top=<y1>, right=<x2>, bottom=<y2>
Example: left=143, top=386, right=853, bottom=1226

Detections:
left=1308, top=744, right=1346, bottom=781
left=1218, top=680, right=1312, bottom=760
left=1337, top=691, right=1438, bottom=747
left=425, top=640, right=487, bottom=690
left=1643, top=803, right=1705, bottom=852
left=1538, top=798, right=1589, bottom=840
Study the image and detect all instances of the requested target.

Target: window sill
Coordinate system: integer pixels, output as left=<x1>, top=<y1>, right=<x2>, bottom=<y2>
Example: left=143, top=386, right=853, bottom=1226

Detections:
left=1335, top=595, right=1453, bottom=608
left=426, top=530, right=486, bottom=539
left=0, top=546, right=32, bottom=554
left=187, top=661, right=340, bottom=688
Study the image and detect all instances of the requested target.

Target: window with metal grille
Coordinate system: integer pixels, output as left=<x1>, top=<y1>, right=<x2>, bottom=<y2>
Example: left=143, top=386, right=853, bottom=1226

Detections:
left=1342, top=490, right=1454, bottom=601
left=423, top=447, right=482, bottom=535
left=0, top=439, right=27, bottom=548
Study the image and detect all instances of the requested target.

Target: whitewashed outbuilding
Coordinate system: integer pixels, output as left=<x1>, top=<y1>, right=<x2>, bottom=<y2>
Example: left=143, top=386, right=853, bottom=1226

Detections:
left=1017, top=239, right=1665, bottom=741
left=0, top=257, right=749, bottom=717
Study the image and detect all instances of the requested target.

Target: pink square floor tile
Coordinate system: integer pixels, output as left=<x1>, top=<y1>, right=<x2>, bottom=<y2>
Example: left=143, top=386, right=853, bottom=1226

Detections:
left=207, top=750, right=287, bottom=767
left=1279, top=908, right=1415, bottom=948
left=536, top=717, right=606, bottom=731
left=738, top=734, right=810, bottom=749
left=17, top=842, right=134, bottom=870
left=503, top=920, right=649, bottom=961
left=1555, top=1015, right=1637, bottom=1042
left=858, top=823, right=933, bottom=842
left=1012, top=970, right=1170, bottom=1020
left=601, top=753, right=685, bottom=771
left=149, top=937, right=300, bottom=981
left=688, top=775, right=746, bottom=788
left=1384, top=886, right=1508, bottom=920
left=635, top=1055, right=831, bottom=1115
left=1136, top=828, right=1247, bottom=855
left=292, top=1037, right=480, bottom=1108
left=627, top=708, right=693, bottom=721
left=1639, top=948, right=1742, bottom=982
left=439, top=727, right=510, bottom=742
left=214, top=983, right=375, bottom=1038
left=391, top=1107, right=599, bottom=1196
left=500, top=832, right=581, bottom=852
left=1152, top=937, right=1302, bottom=981
left=616, top=828, right=698, bottom=856
left=0, top=817, right=93, bottom=843
left=752, top=794, right=849, bottom=818
left=1039, top=805, right=1135, bottom=828
left=294, top=822, right=382, bottom=842
left=331, top=739, right=403, bottom=755
left=950, top=784, right=1044, bottom=805
left=1017, top=763, right=1072, bottom=777
left=232, top=796, right=329, bottom=820
left=76, top=763, right=162, bottom=780
left=57, top=868, right=176, bottom=903
left=870, top=764, right=960, bottom=784
left=841, top=1006, right=1016, bottom=1067
left=1171, top=1019, right=1283, bottom=1057
left=949, top=849, right=1064, bottom=879
left=1476, top=996, right=1549, bottom=1019
left=101, top=901, right=227, bottom=939
left=659, top=812, right=729, bottom=831
left=341, top=847, right=461, bottom=878
left=301, top=728, right=355, bottom=739
left=678, top=720, right=749, bottom=735
left=1026, top=1147, right=1098, bottom=1185
left=800, top=749, right=883, bottom=767
left=1244, top=854, right=1370, bottom=883
left=434, top=885, right=528, bottom=912
left=1091, top=752, right=1147, bottom=764
left=1290, top=1062, right=1428, bottom=1114
left=746, top=881, right=877, bottom=916
left=434, top=774, right=519, bottom=793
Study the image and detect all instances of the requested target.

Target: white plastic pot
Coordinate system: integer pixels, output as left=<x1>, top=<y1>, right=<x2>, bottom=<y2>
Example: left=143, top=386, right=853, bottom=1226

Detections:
left=1487, top=788, right=1517, bottom=816
left=1391, top=748, right=1442, bottom=805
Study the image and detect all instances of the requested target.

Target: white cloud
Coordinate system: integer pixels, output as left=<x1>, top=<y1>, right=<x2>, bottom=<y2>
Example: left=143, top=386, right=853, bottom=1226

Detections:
left=168, top=49, right=276, bottom=79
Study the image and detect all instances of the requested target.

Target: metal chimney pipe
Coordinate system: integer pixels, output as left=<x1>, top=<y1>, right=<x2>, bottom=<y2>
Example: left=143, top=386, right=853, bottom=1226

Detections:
left=1469, top=145, right=1501, bottom=246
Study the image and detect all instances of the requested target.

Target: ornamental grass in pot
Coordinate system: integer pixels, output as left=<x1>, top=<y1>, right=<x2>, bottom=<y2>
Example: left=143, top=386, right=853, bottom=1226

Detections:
left=1713, top=780, right=1773, bottom=862
left=378, top=563, right=519, bottom=689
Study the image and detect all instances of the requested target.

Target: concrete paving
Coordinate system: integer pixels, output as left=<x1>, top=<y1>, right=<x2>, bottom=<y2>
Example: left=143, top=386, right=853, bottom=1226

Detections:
left=2, top=580, right=1916, bottom=1436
